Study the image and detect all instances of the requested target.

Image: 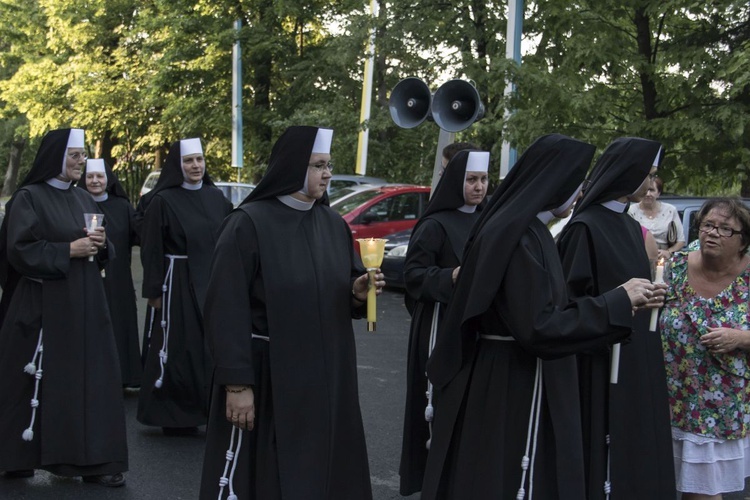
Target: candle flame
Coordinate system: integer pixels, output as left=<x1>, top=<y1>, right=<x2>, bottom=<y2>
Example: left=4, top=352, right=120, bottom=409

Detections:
left=657, top=256, right=665, bottom=266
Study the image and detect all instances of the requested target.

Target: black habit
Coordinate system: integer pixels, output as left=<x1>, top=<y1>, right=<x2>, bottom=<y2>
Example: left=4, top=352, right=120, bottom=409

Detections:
left=137, top=140, right=232, bottom=429
left=200, top=126, right=372, bottom=500
left=0, top=128, right=128, bottom=476
left=422, top=135, right=634, bottom=500
left=79, top=161, right=142, bottom=387
left=399, top=150, right=483, bottom=495
left=557, top=137, right=675, bottom=500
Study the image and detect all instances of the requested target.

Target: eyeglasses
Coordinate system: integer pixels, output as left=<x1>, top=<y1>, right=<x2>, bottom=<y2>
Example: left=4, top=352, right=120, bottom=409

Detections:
left=308, top=161, right=334, bottom=173
left=699, top=222, right=742, bottom=238
left=67, top=152, right=88, bottom=161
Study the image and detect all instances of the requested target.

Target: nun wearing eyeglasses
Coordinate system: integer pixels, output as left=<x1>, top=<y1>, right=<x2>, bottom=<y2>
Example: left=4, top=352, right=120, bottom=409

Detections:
left=199, top=126, right=382, bottom=500
left=557, top=138, right=675, bottom=499
left=137, top=138, right=232, bottom=436
left=77, top=159, right=142, bottom=388
left=399, top=149, right=489, bottom=496
left=0, top=128, right=128, bottom=487
left=421, top=134, right=659, bottom=500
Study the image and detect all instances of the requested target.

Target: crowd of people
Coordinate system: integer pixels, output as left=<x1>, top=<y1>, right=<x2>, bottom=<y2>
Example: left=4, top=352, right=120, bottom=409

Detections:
left=0, top=126, right=747, bottom=500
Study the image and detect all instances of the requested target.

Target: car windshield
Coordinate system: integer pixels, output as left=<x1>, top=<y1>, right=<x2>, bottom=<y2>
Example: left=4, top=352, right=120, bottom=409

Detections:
left=329, top=187, right=358, bottom=204
left=332, top=190, right=383, bottom=215
left=216, top=184, right=255, bottom=207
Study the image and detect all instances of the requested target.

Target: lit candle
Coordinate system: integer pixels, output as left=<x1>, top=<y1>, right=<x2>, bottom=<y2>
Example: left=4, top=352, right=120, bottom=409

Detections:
left=649, top=257, right=665, bottom=331
left=88, top=214, right=98, bottom=262
left=356, top=238, right=386, bottom=332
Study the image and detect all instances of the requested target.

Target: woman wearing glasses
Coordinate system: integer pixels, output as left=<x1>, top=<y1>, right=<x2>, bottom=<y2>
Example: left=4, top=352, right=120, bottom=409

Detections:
left=661, top=198, right=750, bottom=499
left=0, top=129, right=127, bottom=487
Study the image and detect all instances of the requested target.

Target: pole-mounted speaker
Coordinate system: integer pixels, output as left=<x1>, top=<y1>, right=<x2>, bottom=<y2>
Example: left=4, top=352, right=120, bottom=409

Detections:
left=431, top=79, right=485, bottom=132
left=388, top=77, right=433, bottom=129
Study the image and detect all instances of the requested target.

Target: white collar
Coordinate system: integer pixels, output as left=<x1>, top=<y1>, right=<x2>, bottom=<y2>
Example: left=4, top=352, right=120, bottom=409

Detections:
left=92, top=192, right=109, bottom=202
left=45, top=178, right=72, bottom=190
left=277, top=194, right=314, bottom=211
left=536, top=211, right=555, bottom=225
left=457, top=204, right=478, bottom=214
left=181, top=181, right=203, bottom=190
left=600, top=199, right=628, bottom=213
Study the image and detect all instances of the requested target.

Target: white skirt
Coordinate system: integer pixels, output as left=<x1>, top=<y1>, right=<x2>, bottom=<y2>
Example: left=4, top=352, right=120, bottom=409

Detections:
left=672, top=427, right=750, bottom=494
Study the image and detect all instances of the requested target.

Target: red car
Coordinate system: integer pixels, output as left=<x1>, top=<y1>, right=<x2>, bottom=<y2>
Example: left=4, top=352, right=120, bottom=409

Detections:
left=332, top=184, right=431, bottom=242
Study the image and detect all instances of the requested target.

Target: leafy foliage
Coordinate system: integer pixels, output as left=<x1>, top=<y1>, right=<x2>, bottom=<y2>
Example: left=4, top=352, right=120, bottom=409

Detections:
left=0, top=0, right=747, bottom=199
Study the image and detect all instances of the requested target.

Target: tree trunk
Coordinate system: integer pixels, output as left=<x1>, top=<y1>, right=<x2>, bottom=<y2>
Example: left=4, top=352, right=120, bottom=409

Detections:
left=2, top=137, right=26, bottom=197
left=633, top=7, right=660, bottom=120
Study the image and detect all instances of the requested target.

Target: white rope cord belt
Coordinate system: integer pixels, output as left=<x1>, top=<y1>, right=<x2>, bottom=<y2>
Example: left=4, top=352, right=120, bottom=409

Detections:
left=22, top=328, right=44, bottom=442
left=155, top=254, right=188, bottom=389
left=479, top=334, right=543, bottom=500
left=217, top=425, right=243, bottom=500
left=424, top=303, right=440, bottom=450
left=215, top=332, right=265, bottom=498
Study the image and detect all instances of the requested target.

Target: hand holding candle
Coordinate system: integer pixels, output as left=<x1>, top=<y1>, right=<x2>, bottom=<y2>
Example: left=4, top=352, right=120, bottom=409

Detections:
left=356, top=238, right=387, bottom=332
left=649, top=257, right=665, bottom=331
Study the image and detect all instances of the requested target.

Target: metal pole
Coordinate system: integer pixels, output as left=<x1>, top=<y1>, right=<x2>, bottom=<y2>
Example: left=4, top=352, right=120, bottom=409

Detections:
left=430, top=129, right=454, bottom=196
left=232, top=19, right=243, bottom=182
left=355, top=0, right=378, bottom=176
left=499, top=0, right=524, bottom=179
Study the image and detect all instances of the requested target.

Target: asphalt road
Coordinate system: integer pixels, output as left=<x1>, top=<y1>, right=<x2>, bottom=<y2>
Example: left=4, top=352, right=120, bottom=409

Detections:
left=1, top=249, right=748, bottom=499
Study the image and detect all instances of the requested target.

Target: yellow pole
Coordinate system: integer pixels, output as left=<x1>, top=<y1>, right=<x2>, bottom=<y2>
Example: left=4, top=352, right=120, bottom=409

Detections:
left=355, top=0, right=378, bottom=175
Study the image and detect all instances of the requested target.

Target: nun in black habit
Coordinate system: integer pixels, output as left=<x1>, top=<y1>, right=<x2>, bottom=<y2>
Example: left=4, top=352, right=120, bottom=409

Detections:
left=137, top=138, right=232, bottom=434
left=199, top=126, right=381, bottom=500
left=557, top=137, right=675, bottom=500
left=0, top=128, right=128, bottom=486
left=421, top=134, right=659, bottom=500
left=399, top=149, right=489, bottom=495
left=78, top=159, right=142, bottom=387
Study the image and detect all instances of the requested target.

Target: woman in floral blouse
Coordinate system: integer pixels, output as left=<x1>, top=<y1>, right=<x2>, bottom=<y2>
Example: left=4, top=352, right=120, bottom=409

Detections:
left=661, top=198, right=750, bottom=499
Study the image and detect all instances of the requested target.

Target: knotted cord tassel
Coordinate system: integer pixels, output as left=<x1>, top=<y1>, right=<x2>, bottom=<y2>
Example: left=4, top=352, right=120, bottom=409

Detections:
left=22, top=329, right=44, bottom=442
left=424, top=303, right=440, bottom=451
left=217, top=426, right=243, bottom=500
left=605, top=433, right=612, bottom=499
left=516, top=358, right=543, bottom=500
left=155, top=256, right=184, bottom=389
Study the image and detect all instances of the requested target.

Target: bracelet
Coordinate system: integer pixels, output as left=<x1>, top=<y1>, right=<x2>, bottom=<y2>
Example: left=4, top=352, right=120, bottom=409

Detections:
left=225, top=385, right=250, bottom=393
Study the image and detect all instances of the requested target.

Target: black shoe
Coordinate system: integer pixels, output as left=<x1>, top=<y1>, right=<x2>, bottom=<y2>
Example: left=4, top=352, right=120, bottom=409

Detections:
left=82, top=473, right=125, bottom=487
left=3, top=470, right=34, bottom=478
left=162, top=426, right=199, bottom=436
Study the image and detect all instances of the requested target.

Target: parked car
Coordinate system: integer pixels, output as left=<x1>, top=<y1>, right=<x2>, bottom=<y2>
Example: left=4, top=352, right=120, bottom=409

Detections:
left=332, top=184, right=430, bottom=242
left=138, top=170, right=254, bottom=207
left=380, top=229, right=412, bottom=289
left=328, top=184, right=378, bottom=206
left=215, top=181, right=256, bottom=207
left=139, top=170, right=161, bottom=197
left=329, top=174, right=386, bottom=195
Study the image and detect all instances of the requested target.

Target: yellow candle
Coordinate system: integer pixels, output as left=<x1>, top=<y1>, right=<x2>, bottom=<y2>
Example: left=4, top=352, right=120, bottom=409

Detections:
left=356, top=238, right=387, bottom=332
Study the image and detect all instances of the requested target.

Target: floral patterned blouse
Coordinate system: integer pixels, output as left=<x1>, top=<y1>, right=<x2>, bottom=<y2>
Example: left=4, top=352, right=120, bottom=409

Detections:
left=660, top=251, right=750, bottom=439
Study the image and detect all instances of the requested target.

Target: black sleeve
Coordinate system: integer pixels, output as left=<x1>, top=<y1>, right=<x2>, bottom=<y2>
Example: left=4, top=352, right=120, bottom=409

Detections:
left=204, top=211, right=259, bottom=386
left=6, top=190, right=70, bottom=279
left=404, top=219, right=455, bottom=304
left=497, top=230, right=632, bottom=359
left=140, top=195, right=167, bottom=299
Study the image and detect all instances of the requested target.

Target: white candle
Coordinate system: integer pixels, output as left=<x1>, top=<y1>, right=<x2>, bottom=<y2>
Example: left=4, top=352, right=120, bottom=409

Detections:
left=649, top=258, right=665, bottom=331
left=88, top=215, right=99, bottom=262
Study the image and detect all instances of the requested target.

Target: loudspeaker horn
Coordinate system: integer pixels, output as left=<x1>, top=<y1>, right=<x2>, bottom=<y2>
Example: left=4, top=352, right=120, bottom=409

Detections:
left=388, top=77, right=432, bottom=129
left=431, top=79, right=485, bottom=132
